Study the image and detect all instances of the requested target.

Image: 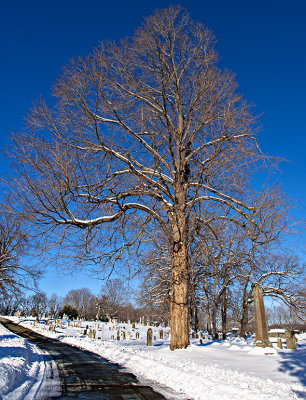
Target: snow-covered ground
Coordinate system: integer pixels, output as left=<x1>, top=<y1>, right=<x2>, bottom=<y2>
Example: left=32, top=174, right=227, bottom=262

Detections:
left=3, top=317, right=306, bottom=400
left=0, top=321, right=61, bottom=400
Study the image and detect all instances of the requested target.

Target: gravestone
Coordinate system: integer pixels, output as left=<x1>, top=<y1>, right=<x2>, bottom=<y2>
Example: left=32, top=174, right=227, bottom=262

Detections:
left=159, top=330, right=164, bottom=339
left=117, top=330, right=120, bottom=341
left=277, top=338, right=283, bottom=349
left=132, top=322, right=136, bottom=329
left=111, top=335, right=114, bottom=340
left=285, top=330, right=297, bottom=350
left=126, top=331, right=131, bottom=340
left=147, top=328, right=153, bottom=346
left=136, top=331, right=140, bottom=339
left=253, top=284, right=272, bottom=348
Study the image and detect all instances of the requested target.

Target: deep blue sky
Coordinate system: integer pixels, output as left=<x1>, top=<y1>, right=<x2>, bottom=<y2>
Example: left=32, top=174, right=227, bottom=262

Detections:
left=1, top=0, right=305, bottom=297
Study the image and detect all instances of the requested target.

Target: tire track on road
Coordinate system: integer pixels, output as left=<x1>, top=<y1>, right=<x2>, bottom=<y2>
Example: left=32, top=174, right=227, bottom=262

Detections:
left=0, top=318, right=166, bottom=399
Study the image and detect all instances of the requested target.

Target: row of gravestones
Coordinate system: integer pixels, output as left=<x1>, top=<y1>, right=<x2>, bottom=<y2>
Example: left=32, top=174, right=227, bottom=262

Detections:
left=190, top=329, right=297, bottom=350
left=270, top=330, right=297, bottom=350
left=190, top=331, right=297, bottom=348
left=81, top=326, right=170, bottom=345
left=40, top=316, right=298, bottom=350
left=191, top=331, right=212, bottom=341
left=108, top=317, right=164, bottom=327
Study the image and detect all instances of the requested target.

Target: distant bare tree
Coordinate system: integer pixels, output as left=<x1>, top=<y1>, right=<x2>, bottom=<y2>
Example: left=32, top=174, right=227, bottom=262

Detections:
left=228, top=249, right=305, bottom=337
left=64, top=288, right=97, bottom=320
left=268, top=301, right=306, bottom=330
left=98, top=279, right=128, bottom=320
left=29, top=292, right=48, bottom=317
left=0, top=292, right=20, bottom=315
left=48, top=293, right=63, bottom=317
left=10, top=6, right=284, bottom=349
left=0, top=207, right=41, bottom=296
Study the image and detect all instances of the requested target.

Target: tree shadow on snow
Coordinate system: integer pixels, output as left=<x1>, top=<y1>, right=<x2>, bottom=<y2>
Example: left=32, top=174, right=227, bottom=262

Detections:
left=0, top=334, right=18, bottom=341
left=278, top=347, right=306, bottom=397
left=191, top=339, right=225, bottom=346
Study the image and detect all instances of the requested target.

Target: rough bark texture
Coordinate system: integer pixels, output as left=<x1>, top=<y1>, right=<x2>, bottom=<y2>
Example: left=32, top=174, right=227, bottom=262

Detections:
left=240, top=303, right=250, bottom=338
left=170, top=243, right=190, bottom=350
left=205, top=295, right=212, bottom=335
left=211, top=303, right=218, bottom=339
left=189, top=283, right=199, bottom=332
left=221, top=290, right=227, bottom=340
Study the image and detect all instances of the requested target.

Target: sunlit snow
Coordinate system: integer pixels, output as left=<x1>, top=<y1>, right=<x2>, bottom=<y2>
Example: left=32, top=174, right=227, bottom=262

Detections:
left=1, top=317, right=305, bottom=400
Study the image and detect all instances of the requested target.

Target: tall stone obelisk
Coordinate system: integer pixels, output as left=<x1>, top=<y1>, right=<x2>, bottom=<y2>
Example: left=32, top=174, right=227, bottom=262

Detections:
left=253, top=284, right=272, bottom=348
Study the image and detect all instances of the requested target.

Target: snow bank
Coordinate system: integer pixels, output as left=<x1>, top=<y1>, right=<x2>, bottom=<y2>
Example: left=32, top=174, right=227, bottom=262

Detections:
left=0, top=322, right=60, bottom=400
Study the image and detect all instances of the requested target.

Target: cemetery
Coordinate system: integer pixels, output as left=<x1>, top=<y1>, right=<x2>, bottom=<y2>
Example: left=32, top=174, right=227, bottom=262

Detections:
left=0, top=2, right=305, bottom=399
left=0, top=310, right=304, bottom=400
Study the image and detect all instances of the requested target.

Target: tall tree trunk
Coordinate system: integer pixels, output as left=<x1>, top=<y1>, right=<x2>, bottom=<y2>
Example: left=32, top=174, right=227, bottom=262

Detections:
left=203, top=273, right=212, bottom=334
left=170, top=242, right=190, bottom=350
left=240, top=303, right=249, bottom=338
left=193, top=302, right=199, bottom=332
left=189, top=282, right=198, bottom=332
left=240, top=284, right=252, bottom=338
left=221, top=289, right=227, bottom=340
left=169, top=171, right=190, bottom=350
left=205, top=304, right=212, bottom=334
left=211, top=302, right=218, bottom=339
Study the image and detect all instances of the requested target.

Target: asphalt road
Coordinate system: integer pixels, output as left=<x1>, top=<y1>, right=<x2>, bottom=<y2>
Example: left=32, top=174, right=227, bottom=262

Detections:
left=1, top=318, right=167, bottom=400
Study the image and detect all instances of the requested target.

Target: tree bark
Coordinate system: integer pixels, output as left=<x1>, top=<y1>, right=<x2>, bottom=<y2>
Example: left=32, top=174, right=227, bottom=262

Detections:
left=189, top=282, right=199, bottom=332
left=170, top=242, right=190, bottom=350
left=221, top=290, right=227, bottom=340
left=240, top=303, right=249, bottom=338
left=211, top=302, right=218, bottom=339
left=203, top=273, right=212, bottom=334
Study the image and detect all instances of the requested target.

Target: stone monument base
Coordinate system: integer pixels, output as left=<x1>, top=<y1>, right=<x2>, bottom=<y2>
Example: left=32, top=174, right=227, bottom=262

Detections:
left=253, top=340, right=273, bottom=348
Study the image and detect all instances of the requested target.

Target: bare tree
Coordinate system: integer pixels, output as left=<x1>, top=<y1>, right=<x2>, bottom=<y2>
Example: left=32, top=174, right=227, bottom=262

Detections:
left=98, top=278, right=128, bottom=320
left=10, top=7, right=282, bottom=349
left=137, top=232, right=171, bottom=322
left=229, top=249, right=305, bottom=337
left=29, top=292, right=48, bottom=317
left=0, top=207, right=41, bottom=296
left=268, top=302, right=306, bottom=330
left=63, top=288, right=97, bottom=320
left=0, top=292, right=20, bottom=315
left=48, top=293, right=63, bottom=317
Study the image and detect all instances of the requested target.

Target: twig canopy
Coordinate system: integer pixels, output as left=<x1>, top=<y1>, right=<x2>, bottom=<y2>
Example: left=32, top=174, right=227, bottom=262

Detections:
left=9, top=7, right=284, bottom=349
